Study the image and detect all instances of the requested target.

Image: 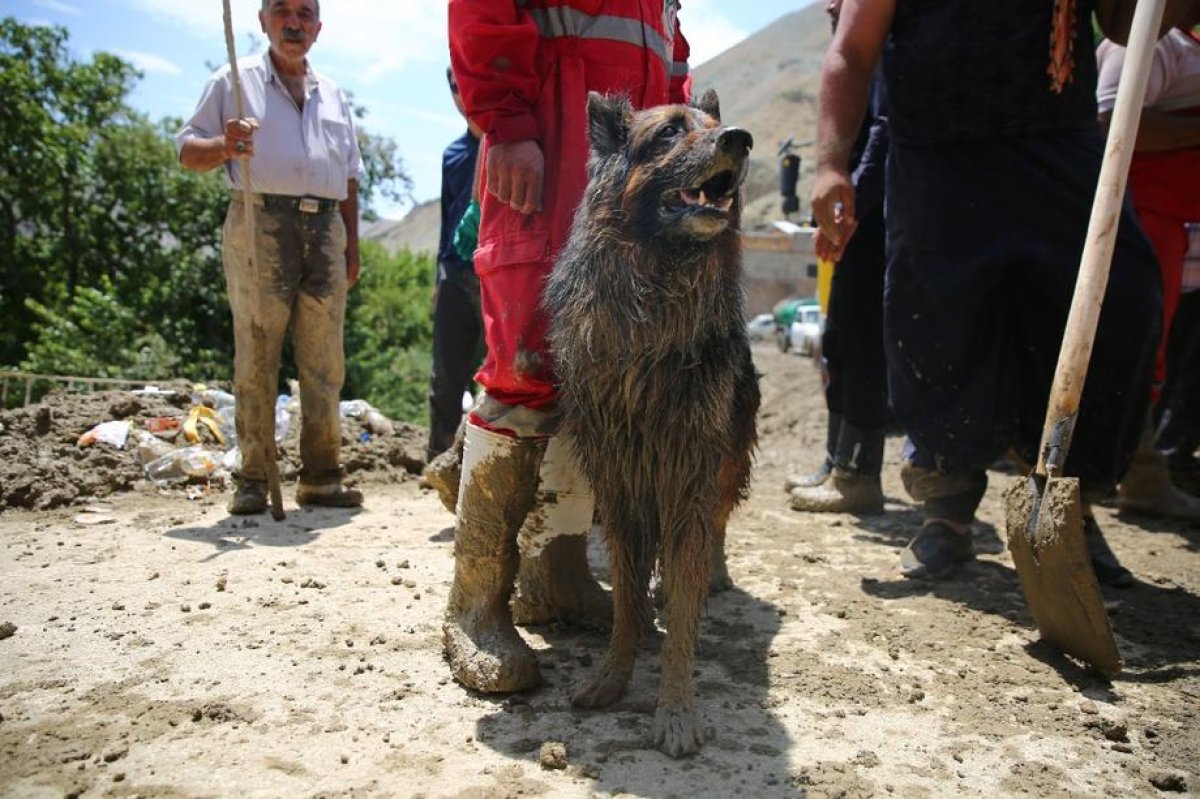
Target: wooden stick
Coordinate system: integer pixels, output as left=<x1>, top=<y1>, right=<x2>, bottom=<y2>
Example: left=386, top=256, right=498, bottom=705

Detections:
left=223, top=0, right=286, bottom=521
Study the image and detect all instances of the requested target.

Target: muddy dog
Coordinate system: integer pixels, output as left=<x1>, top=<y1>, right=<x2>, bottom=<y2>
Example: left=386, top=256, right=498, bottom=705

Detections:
left=544, top=90, right=758, bottom=757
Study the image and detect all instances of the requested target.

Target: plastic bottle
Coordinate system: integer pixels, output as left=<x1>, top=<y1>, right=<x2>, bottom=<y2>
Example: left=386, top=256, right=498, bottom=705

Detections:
left=131, top=430, right=174, bottom=465
left=201, top=389, right=236, bottom=409
left=144, top=445, right=217, bottom=485
left=216, top=406, right=237, bottom=447
left=274, top=395, right=292, bottom=444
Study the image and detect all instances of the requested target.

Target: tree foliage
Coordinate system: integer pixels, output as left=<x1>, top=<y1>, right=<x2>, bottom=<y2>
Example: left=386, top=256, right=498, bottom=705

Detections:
left=343, top=241, right=435, bottom=423
left=1, top=17, right=428, bottom=424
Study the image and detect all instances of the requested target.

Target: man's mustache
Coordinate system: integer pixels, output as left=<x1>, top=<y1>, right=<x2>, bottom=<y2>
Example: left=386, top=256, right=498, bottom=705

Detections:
left=282, top=28, right=307, bottom=42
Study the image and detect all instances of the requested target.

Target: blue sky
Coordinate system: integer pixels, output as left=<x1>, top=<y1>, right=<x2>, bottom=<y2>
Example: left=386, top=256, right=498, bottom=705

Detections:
left=10, top=0, right=810, bottom=219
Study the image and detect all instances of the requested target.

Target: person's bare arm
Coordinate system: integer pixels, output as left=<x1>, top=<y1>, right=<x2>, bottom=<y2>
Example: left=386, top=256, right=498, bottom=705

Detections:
left=1099, top=106, right=1200, bottom=152
left=179, top=118, right=258, bottom=172
left=812, top=0, right=893, bottom=260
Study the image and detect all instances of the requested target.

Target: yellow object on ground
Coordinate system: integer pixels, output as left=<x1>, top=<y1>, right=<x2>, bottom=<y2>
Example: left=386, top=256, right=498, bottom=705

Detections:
left=183, top=405, right=226, bottom=447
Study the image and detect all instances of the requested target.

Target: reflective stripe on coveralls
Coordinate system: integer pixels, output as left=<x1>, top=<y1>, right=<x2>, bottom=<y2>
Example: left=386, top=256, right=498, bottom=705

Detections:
left=521, top=6, right=687, bottom=78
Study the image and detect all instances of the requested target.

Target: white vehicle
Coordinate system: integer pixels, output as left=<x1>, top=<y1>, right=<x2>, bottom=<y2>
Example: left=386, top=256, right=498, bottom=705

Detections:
left=788, top=305, right=823, bottom=357
left=746, top=312, right=775, bottom=342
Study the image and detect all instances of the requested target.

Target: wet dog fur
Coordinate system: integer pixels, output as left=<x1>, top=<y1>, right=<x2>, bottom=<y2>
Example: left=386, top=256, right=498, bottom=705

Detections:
left=544, top=90, right=759, bottom=757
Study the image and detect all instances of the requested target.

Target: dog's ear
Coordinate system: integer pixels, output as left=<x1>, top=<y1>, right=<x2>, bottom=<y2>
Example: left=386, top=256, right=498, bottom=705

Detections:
left=587, top=92, right=633, bottom=157
left=694, top=88, right=721, bottom=123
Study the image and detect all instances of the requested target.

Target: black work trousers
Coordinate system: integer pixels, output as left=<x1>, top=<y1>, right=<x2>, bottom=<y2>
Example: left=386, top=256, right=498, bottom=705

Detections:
left=884, top=130, right=1161, bottom=504
left=1156, top=290, right=1200, bottom=464
left=427, top=268, right=484, bottom=459
left=822, top=209, right=890, bottom=434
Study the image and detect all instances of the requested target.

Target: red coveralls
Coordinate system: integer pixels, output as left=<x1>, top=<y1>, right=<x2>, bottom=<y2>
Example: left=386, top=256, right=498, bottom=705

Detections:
left=1128, top=108, right=1200, bottom=390
left=448, top=0, right=690, bottom=421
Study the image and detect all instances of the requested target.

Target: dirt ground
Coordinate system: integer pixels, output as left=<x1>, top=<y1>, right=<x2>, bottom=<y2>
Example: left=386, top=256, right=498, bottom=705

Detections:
left=1, top=344, right=1198, bottom=798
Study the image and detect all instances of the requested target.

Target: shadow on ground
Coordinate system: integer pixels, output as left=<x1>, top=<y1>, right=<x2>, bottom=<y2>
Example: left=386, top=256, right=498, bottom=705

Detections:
left=469, top=585, right=800, bottom=796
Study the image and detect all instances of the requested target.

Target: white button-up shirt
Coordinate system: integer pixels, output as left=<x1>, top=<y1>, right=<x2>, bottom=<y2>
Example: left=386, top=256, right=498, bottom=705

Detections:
left=176, top=51, right=361, bottom=200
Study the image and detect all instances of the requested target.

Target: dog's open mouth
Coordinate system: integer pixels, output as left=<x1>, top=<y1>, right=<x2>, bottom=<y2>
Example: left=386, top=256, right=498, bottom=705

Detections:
left=664, top=169, right=739, bottom=214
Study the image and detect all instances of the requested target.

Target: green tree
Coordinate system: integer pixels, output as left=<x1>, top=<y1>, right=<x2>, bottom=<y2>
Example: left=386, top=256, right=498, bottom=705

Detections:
left=343, top=241, right=435, bottom=423
left=0, top=18, right=140, bottom=365
left=2, top=17, right=421, bottom=417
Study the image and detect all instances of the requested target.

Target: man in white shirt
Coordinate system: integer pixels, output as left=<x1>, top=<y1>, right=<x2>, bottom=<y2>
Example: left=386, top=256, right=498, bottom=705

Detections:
left=177, top=0, right=363, bottom=513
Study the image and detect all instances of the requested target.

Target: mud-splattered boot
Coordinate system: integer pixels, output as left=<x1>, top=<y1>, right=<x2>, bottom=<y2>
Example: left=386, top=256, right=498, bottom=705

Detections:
left=789, top=468, right=884, bottom=514
left=443, top=422, right=546, bottom=693
left=783, top=411, right=840, bottom=492
left=421, top=430, right=465, bottom=514
left=511, top=437, right=611, bottom=630
left=1117, top=420, right=1200, bottom=522
left=789, top=423, right=885, bottom=514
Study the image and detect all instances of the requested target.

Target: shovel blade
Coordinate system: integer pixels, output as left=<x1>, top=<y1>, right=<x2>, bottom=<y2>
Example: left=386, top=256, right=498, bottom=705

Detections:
left=1005, top=475, right=1121, bottom=677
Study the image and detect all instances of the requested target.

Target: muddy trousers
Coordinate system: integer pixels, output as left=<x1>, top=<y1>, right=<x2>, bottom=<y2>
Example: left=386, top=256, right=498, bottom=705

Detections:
left=821, top=209, right=889, bottom=477
left=427, top=268, right=484, bottom=460
left=222, top=196, right=349, bottom=487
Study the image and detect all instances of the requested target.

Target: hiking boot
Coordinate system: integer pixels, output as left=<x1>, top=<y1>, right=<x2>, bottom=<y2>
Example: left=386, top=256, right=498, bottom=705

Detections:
left=228, top=479, right=268, bottom=515
left=900, top=520, right=975, bottom=580
left=1117, top=416, right=1200, bottom=521
left=422, top=439, right=464, bottom=514
left=1083, top=516, right=1134, bottom=588
left=296, top=483, right=364, bottom=508
left=444, top=422, right=546, bottom=693
left=789, top=469, right=884, bottom=514
left=784, top=456, right=834, bottom=492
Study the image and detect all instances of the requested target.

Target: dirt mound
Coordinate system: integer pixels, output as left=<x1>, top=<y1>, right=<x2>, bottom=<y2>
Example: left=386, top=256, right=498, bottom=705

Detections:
left=0, top=387, right=426, bottom=512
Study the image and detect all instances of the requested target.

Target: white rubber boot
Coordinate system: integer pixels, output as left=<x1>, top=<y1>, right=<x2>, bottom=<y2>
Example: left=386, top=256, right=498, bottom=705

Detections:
left=512, top=437, right=612, bottom=629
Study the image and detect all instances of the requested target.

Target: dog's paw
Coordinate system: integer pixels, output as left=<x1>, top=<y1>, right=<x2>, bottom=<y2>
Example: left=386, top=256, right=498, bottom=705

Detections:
left=571, top=669, right=630, bottom=708
left=653, top=706, right=703, bottom=758
left=708, top=568, right=734, bottom=594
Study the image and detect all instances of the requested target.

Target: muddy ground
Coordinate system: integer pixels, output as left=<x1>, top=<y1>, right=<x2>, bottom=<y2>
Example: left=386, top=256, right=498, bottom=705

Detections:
left=1, top=345, right=1197, bottom=798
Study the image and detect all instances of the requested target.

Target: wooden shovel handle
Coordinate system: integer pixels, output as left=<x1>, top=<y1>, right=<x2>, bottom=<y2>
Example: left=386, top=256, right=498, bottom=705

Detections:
left=1035, top=0, right=1167, bottom=477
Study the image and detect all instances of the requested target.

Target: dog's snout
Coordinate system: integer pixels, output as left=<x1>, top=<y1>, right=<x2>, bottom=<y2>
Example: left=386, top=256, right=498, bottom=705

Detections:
left=718, top=127, right=753, bottom=155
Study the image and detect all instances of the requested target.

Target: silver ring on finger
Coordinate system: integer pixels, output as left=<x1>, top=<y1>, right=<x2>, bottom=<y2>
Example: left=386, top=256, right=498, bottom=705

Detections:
left=235, top=140, right=247, bottom=152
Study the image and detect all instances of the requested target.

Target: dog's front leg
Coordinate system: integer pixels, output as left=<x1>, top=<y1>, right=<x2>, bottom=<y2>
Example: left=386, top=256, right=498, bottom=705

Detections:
left=652, top=524, right=711, bottom=757
left=572, top=519, right=650, bottom=708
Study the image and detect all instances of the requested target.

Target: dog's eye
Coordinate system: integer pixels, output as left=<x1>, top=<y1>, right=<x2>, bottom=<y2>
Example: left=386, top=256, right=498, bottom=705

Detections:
left=656, top=124, right=681, bottom=141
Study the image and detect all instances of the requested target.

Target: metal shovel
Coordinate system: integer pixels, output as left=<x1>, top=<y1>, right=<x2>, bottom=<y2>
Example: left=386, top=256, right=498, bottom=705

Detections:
left=1005, top=0, right=1167, bottom=678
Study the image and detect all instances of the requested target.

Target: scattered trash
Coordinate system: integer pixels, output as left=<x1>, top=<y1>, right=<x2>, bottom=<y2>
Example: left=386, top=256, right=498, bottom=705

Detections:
left=131, top=430, right=174, bottom=465
left=199, top=388, right=235, bottom=409
left=77, top=420, right=132, bottom=448
left=339, top=399, right=371, bottom=419
left=340, top=399, right=394, bottom=437
left=145, top=416, right=181, bottom=435
left=183, top=405, right=227, bottom=447
left=275, top=394, right=292, bottom=444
